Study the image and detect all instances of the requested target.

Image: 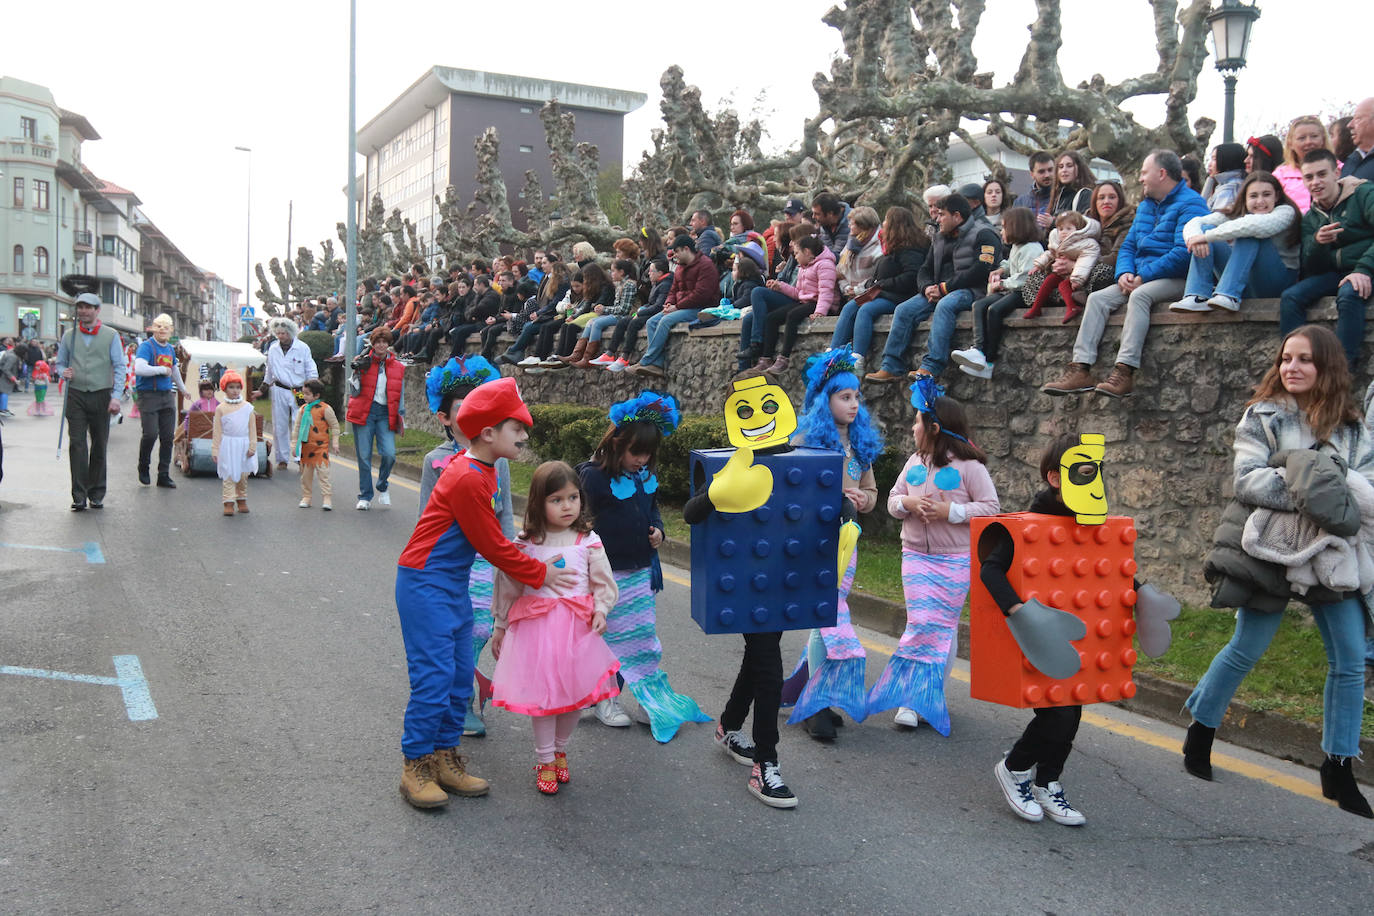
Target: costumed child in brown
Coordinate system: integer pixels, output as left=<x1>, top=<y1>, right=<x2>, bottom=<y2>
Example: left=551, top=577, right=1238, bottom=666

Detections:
left=292, top=378, right=340, bottom=510
left=212, top=371, right=258, bottom=516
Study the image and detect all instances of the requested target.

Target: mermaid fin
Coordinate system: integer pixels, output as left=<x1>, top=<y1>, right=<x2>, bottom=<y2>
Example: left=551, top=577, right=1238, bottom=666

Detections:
left=787, top=657, right=868, bottom=724
left=865, top=656, right=952, bottom=736
left=625, top=671, right=712, bottom=743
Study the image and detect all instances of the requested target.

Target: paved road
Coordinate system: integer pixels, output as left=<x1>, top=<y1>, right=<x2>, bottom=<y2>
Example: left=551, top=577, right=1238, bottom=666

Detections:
left=1, top=391, right=1371, bottom=914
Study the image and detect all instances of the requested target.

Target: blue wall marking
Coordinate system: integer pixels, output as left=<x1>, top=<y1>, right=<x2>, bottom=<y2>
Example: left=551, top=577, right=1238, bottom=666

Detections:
left=0, top=655, right=157, bottom=721
left=0, top=541, right=105, bottom=564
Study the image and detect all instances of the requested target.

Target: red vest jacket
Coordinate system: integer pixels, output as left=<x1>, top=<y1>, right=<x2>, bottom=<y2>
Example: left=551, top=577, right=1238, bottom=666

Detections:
left=346, top=355, right=404, bottom=429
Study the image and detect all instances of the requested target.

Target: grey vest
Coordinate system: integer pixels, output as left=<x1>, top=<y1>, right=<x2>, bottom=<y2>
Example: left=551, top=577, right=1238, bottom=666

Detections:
left=64, top=325, right=118, bottom=392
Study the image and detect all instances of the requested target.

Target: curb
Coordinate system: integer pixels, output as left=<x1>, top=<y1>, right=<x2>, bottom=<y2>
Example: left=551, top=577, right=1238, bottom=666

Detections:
left=401, top=459, right=1370, bottom=777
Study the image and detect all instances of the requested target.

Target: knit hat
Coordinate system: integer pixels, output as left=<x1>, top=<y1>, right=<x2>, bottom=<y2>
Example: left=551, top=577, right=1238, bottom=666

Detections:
left=456, top=376, right=532, bottom=440
left=219, top=370, right=245, bottom=391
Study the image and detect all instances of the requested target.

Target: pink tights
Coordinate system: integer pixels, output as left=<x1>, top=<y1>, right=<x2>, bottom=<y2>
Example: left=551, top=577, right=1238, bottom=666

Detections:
left=531, top=711, right=580, bottom=763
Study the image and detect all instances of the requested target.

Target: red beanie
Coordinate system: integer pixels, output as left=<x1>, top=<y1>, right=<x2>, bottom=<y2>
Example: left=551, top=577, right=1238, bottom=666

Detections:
left=456, top=376, right=533, bottom=440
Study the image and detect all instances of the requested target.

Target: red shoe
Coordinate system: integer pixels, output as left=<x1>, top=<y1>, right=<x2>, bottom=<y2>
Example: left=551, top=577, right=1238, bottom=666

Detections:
left=535, top=761, right=559, bottom=795
left=553, top=752, right=571, bottom=784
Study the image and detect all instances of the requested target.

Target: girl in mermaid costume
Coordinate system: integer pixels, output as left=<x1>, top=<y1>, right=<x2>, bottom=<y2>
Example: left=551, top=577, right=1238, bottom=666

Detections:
left=577, top=391, right=711, bottom=742
left=417, top=355, right=510, bottom=737
left=779, top=347, right=883, bottom=741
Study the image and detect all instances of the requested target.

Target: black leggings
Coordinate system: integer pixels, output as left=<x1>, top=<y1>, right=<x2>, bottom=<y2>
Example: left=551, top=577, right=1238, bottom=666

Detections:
left=1004, top=704, right=1082, bottom=785
left=447, top=323, right=482, bottom=353
left=610, top=308, right=660, bottom=358
left=762, top=302, right=814, bottom=358
left=971, top=290, right=1024, bottom=362
left=534, top=319, right=567, bottom=358
left=479, top=323, right=505, bottom=359
left=720, top=631, right=784, bottom=764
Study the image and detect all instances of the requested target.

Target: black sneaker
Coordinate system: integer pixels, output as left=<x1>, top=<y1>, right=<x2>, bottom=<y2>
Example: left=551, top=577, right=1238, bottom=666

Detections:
left=714, top=723, right=755, bottom=766
left=749, top=761, right=797, bottom=809
left=138, top=468, right=151, bottom=486
left=156, top=476, right=177, bottom=489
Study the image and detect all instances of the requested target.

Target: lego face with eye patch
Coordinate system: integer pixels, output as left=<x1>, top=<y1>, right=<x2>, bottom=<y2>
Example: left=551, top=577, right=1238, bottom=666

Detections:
left=1059, top=433, right=1107, bottom=525
left=724, top=376, right=797, bottom=449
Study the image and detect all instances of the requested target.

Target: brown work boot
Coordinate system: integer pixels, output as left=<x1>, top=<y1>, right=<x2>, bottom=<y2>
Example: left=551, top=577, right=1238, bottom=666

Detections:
left=864, top=369, right=902, bottom=383
left=400, top=754, right=451, bottom=808
left=1094, top=363, right=1135, bottom=398
left=433, top=746, right=490, bottom=797
left=222, top=501, right=235, bottom=516
left=236, top=499, right=250, bottom=514
left=1040, top=363, right=1096, bottom=396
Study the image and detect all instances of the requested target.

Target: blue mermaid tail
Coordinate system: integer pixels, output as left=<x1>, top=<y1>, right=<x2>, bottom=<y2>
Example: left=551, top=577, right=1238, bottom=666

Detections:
left=625, top=670, right=711, bottom=743
left=864, top=656, right=951, bottom=736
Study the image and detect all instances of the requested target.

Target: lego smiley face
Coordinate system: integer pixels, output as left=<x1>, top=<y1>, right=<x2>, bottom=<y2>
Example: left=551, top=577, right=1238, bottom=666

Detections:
left=1059, top=433, right=1108, bottom=525
left=724, top=376, right=797, bottom=449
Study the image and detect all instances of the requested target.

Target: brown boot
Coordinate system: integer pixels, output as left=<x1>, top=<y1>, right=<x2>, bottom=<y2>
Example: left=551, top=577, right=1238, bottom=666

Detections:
left=571, top=340, right=601, bottom=369
left=223, top=501, right=235, bottom=516
left=1094, top=363, right=1135, bottom=398
left=558, top=338, right=589, bottom=365
left=1040, top=363, right=1096, bottom=396
left=864, top=369, right=902, bottom=383
left=236, top=499, right=250, bottom=514
left=433, top=746, right=490, bottom=797
left=400, top=754, right=451, bottom=808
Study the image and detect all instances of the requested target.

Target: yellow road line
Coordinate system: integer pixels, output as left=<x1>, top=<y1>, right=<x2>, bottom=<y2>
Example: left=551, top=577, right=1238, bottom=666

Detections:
left=662, top=565, right=1326, bottom=802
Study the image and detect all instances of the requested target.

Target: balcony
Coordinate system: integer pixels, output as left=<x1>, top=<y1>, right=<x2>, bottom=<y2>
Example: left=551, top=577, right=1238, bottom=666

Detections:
left=73, top=229, right=93, bottom=252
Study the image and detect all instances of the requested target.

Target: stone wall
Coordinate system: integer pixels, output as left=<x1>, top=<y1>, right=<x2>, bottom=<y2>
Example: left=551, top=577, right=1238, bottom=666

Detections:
left=401, top=299, right=1355, bottom=606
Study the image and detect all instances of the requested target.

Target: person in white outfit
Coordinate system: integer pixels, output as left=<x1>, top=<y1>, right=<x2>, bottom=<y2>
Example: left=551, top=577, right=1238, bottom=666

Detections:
left=256, top=317, right=317, bottom=468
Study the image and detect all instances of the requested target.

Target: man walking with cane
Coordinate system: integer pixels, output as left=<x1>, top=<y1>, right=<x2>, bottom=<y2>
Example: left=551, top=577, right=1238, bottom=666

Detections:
left=54, top=291, right=125, bottom=510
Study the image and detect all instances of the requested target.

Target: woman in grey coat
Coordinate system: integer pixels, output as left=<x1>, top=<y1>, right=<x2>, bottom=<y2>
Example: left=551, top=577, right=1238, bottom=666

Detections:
left=1187, top=325, right=1371, bottom=818
left=0, top=340, right=23, bottom=416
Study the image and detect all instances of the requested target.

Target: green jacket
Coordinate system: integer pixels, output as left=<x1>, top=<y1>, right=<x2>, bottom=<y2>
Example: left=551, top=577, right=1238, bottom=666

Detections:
left=1301, top=177, right=1374, bottom=278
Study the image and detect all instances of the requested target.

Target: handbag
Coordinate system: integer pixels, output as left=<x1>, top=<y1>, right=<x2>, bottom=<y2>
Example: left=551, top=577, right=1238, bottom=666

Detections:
left=852, top=279, right=881, bottom=305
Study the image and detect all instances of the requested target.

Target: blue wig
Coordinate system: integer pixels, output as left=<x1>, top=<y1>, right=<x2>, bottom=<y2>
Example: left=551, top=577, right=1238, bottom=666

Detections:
left=794, top=368, right=883, bottom=469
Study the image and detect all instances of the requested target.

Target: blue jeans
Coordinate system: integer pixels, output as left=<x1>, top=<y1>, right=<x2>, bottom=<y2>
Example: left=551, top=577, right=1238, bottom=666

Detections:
left=1185, top=601, right=1366, bottom=757
left=918, top=288, right=978, bottom=375
left=640, top=309, right=699, bottom=367
left=1183, top=237, right=1297, bottom=301
left=1279, top=272, right=1374, bottom=370
left=879, top=291, right=944, bottom=375
left=749, top=287, right=798, bottom=346
left=581, top=313, right=621, bottom=341
left=830, top=297, right=898, bottom=358
left=353, top=401, right=396, bottom=501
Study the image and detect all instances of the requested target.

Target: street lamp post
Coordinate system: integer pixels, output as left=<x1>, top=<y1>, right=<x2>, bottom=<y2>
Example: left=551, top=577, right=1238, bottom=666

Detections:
left=1206, top=0, right=1261, bottom=144
left=234, top=145, right=252, bottom=338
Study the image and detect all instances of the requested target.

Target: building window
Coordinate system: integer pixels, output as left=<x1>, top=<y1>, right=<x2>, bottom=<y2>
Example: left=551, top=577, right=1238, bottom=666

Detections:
left=520, top=106, right=533, bottom=114
left=12, top=245, right=23, bottom=273
left=21, top=116, right=36, bottom=139
left=12, top=177, right=22, bottom=207
left=33, top=179, right=49, bottom=211
left=519, top=145, right=534, bottom=153
left=34, top=246, right=49, bottom=275
left=101, top=235, right=116, bottom=255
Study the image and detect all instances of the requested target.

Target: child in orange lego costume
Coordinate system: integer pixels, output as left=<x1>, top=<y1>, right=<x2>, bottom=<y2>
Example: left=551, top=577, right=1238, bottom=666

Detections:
left=974, top=432, right=1178, bottom=827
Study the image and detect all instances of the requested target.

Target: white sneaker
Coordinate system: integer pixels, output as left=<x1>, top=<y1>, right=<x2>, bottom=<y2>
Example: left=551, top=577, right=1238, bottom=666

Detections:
left=595, top=697, right=632, bottom=727
left=517, top=355, right=541, bottom=367
left=590, top=352, right=615, bottom=365
left=894, top=707, right=920, bottom=728
left=1031, top=781, right=1086, bottom=826
left=1168, top=295, right=1212, bottom=313
left=606, top=358, right=629, bottom=373
left=1207, top=293, right=1241, bottom=312
left=298, top=499, right=311, bottom=509
left=959, top=362, right=994, bottom=380
left=377, top=490, right=391, bottom=507
left=994, top=759, right=1044, bottom=822
left=951, top=346, right=987, bottom=371
left=851, top=354, right=864, bottom=374
left=356, top=499, right=371, bottom=511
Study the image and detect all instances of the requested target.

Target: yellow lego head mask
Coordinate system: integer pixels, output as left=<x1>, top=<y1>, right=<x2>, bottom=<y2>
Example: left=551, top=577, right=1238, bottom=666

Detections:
left=724, top=376, right=797, bottom=449
left=1059, top=433, right=1107, bottom=525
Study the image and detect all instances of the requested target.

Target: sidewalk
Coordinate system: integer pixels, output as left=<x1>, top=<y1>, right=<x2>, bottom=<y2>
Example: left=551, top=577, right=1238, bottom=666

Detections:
left=388, top=452, right=1373, bottom=776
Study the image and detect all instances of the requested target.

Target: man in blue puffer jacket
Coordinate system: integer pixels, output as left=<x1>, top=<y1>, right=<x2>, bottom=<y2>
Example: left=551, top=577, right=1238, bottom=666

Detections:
left=1042, top=149, right=1210, bottom=399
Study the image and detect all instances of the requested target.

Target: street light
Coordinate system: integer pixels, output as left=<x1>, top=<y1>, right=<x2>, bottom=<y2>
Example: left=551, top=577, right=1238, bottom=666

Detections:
left=1206, top=0, right=1261, bottom=144
left=234, top=145, right=252, bottom=338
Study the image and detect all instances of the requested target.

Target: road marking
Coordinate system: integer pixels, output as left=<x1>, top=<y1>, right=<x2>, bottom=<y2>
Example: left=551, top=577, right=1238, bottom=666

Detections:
left=0, top=655, right=157, bottom=721
left=0, top=541, right=105, bottom=563
left=661, top=565, right=1326, bottom=803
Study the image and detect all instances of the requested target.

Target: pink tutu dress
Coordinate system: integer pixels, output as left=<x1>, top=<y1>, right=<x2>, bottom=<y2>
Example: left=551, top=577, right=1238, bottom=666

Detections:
left=491, top=530, right=621, bottom=716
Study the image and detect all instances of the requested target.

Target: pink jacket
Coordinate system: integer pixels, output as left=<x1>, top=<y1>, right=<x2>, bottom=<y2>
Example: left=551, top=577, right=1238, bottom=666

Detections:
left=887, top=453, right=1001, bottom=555
left=775, top=246, right=838, bottom=316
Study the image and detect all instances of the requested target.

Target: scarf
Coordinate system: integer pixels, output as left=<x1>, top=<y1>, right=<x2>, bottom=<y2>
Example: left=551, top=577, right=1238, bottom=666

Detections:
left=78, top=320, right=103, bottom=336
left=296, top=398, right=320, bottom=452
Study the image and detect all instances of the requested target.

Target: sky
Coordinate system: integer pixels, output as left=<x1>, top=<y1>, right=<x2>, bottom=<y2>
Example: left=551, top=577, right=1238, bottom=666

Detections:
left=5, top=0, right=1361, bottom=312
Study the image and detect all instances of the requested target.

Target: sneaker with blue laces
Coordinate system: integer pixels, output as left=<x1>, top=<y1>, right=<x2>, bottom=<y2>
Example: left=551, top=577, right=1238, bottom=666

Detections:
left=1031, top=781, right=1085, bottom=826
left=995, top=758, right=1044, bottom=822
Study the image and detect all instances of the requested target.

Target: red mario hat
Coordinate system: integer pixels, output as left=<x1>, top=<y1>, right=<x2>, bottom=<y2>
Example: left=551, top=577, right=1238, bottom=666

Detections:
left=456, top=376, right=533, bottom=440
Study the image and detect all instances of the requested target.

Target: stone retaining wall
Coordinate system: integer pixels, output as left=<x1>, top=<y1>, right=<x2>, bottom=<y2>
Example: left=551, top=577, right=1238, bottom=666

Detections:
left=401, top=298, right=1357, bottom=605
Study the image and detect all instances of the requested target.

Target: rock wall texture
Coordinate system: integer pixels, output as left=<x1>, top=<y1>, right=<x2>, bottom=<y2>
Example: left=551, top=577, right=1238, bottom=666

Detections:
left=401, top=299, right=1356, bottom=605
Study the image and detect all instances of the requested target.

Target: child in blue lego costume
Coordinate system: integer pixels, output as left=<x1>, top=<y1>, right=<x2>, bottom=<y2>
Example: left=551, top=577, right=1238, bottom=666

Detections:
left=781, top=347, right=883, bottom=741
left=685, top=370, right=847, bottom=809
left=578, top=390, right=712, bottom=742
left=418, top=355, right=512, bottom=739
left=394, top=377, right=576, bottom=808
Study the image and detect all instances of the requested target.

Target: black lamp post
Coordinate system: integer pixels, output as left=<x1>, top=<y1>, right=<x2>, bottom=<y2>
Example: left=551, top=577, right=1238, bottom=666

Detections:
left=1206, top=0, right=1261, bottom=144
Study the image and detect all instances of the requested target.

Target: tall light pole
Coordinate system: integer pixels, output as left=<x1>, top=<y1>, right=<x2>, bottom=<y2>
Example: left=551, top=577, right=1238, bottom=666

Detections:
left=344, top=0, right=358, bottom=365
left=1206, top=0, right=1261, bottom=144
left=234, top=145, right=252, bottom=337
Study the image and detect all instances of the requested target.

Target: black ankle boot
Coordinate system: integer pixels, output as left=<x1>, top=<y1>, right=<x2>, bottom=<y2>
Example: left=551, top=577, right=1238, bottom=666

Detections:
left=1182, top=721, right=1215, bottom=781
left=1320, top=755, right=1373, bottom=818
left=803, top=711, right=837, bottom=742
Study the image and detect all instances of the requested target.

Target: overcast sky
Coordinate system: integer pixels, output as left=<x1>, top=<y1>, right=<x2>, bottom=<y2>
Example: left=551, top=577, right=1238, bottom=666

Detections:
left=6, top=0, right=1361, bottom=307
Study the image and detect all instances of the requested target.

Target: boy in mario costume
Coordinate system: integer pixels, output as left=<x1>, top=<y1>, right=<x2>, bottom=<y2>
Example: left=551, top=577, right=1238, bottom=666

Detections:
left=394, top=377, right=575, bottom=808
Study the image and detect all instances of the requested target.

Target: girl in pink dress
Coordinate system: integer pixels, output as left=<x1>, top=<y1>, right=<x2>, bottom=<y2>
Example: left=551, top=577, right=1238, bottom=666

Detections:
left=491, top=461, right=620, bottom=794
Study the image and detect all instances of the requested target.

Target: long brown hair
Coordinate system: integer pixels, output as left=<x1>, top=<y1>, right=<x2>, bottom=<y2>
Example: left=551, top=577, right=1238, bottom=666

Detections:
left=916, top=396, right=987, bottom=467
left=1249, top=325, right=1361, bottom=442
left=579, top=262, right=609, bottom=304
left=538, top=262, right=569, bottom=304
left=880, top=206, right=927, bottom=252
left=1224, top=171, right=1301, bottom=249
left=522, top=461, right=594, bottom=543
left=592, top=421, right=663, bottom=477
left=1050, top=150, right=1092, bottom=212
